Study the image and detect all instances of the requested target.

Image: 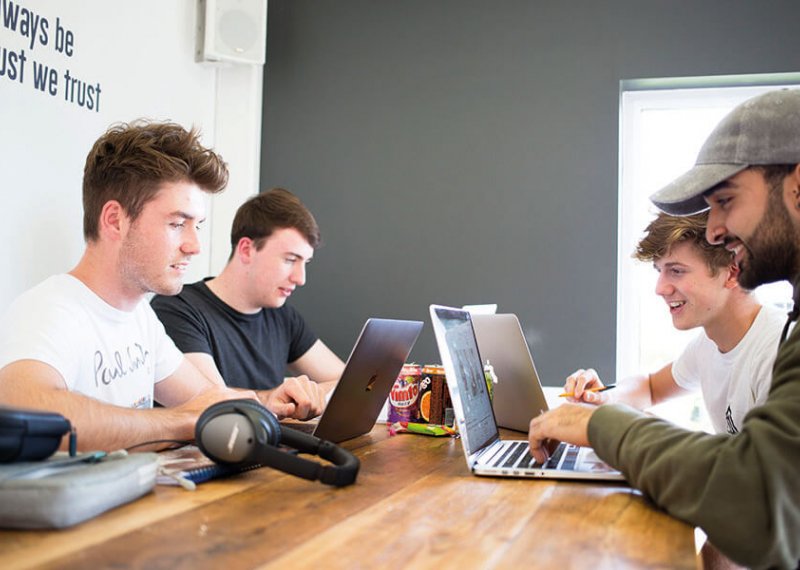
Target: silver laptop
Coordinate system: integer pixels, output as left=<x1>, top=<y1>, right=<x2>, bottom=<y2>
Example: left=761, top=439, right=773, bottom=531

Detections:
left=297, top=318, right=423, bottom=443
left=472, top=313, right=550, bottom=432
left=430, top=305, right=623, bottom=481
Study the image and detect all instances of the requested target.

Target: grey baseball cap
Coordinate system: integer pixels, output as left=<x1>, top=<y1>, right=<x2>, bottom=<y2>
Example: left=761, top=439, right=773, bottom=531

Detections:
left=650, top=88, right=800, bottom=216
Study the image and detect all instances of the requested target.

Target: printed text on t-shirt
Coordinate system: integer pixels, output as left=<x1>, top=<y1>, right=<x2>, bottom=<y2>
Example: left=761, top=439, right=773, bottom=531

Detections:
left=94, top=343, right=150, bottom=387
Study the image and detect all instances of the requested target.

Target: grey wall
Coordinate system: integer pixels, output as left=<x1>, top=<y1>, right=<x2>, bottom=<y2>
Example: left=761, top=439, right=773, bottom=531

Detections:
left=260, top=0, right=800, bottom=386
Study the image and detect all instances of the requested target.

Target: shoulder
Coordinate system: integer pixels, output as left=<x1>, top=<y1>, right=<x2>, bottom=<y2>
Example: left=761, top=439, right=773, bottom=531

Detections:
left=756, top=305, right=790, bottom=332
left=10, top=274, right=82, bottom=304
left=5, top=275, right=98, bottom=323
left=727, top=306, right=783, bottom=382
left=744, top=305, right=787, bottom=349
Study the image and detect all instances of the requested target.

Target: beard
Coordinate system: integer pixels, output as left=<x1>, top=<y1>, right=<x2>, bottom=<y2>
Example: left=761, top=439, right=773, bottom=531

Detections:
left=737, top=183, right=800, bottom=290
left=119, top=226, right=185, bottom=297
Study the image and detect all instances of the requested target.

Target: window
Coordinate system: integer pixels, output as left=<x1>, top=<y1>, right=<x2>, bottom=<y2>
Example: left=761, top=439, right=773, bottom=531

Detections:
left=617, top=79, right=799, bottom=381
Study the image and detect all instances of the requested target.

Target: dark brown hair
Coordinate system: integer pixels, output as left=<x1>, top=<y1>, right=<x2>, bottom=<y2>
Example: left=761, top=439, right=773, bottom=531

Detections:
left=82, top=120, right=228, bottom=240
left=230, top=188, right=321, bottom=257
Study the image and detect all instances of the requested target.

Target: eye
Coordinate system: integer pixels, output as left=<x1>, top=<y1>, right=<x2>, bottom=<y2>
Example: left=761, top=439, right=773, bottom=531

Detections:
left=715, top=196, right=732, bottom=209
left=169, top=221, right=185, bottom=229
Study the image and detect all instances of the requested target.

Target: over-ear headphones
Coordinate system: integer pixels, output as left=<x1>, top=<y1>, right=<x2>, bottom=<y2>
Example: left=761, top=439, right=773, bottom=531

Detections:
left=195, top=399, right=359, bottom=487
left=0, top=407, right=75, bottom=462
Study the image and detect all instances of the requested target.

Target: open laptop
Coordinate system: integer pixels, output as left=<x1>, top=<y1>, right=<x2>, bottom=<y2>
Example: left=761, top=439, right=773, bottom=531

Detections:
left=289, top=318, right=423, bottom=443
left=430, top=305, right=623, bottom=481
left=471, top=313, right=551, bottom=432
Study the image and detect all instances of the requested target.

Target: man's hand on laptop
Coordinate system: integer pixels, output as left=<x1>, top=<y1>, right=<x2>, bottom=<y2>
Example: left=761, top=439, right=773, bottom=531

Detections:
left=528, top=404, right=594, bottom=464
left=564, top=368, right=612, bottom=405
left=259, top=376, right=326, bottom=421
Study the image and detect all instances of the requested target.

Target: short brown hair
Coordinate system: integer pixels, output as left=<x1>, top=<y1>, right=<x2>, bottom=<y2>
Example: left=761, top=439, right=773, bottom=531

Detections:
left=82, top=120, right=228, bottom=241
left=230, top=188, right=321, bottom=257
left=634, top=211, right=732, bottom=274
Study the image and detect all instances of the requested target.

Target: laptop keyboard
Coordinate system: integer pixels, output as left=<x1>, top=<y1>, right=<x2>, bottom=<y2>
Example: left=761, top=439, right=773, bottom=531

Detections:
left=559, top=444, right=579, bottom=470
left=501, top=441, right=529, bottom=467
left=490, top=441, right=576, bottom=471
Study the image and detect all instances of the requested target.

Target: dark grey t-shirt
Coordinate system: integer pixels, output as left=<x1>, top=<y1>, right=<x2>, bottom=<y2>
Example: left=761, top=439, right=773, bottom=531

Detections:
left=151, top=280, right=317, bottom=390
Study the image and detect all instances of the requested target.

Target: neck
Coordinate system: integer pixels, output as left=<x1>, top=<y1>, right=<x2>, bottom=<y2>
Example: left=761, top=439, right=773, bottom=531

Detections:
left=703, top=294, right=762, bottom=353
left=205, top=264, right=259, bottom=314
left=69, top=245, right=143, bottom=312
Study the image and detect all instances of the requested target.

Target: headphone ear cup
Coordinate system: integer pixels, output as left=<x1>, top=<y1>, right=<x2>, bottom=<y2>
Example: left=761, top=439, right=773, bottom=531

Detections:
left=195, top=399, right=281, bottom=464
left=224, top=398, right=282, bottom=444
left=196, top=413, right=257, bottom=463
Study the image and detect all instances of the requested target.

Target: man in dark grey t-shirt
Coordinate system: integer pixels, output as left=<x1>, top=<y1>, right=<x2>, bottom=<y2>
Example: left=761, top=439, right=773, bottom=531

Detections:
left=152, top=188, right=344, bottom=409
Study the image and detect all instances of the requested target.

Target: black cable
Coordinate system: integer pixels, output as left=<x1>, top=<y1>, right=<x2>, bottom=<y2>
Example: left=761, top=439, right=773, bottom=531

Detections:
left=125, top=439, right=191, bottom=453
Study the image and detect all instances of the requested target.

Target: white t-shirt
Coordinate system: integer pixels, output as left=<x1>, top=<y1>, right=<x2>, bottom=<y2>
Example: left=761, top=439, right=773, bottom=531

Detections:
left=0, top=274, right=183, bottom=408
left=672, top=305, right=786, bottom=434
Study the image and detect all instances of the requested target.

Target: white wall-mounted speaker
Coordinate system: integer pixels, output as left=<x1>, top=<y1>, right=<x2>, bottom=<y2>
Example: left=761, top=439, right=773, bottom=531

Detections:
left=197, top=0, right=268, bottom=65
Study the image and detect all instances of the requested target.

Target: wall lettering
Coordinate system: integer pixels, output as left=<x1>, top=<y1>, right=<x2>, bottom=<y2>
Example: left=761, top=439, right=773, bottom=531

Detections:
left=1, top=0, right=102, bottom=112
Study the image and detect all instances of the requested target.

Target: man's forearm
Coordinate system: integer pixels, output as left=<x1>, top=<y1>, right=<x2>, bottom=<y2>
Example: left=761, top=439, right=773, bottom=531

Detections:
left=1, top=387, right=193, bottom=451
left=607, top=374, right=653, bottom=409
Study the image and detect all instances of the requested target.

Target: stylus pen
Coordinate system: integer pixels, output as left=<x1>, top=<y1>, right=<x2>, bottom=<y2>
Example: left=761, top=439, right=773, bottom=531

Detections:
left=558, top=384, right=617, bottom=398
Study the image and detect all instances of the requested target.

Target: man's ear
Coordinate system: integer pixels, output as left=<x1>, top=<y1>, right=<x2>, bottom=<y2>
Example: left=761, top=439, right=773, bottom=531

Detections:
left=790, top=164, right=800, bottom=211
left=782, top=163, right=800, bottom=213
left=98, top=201, right=126, bottom=241
left=236, top=237, right=256, bottom=263
left=724, top=263, right=741, bottom=289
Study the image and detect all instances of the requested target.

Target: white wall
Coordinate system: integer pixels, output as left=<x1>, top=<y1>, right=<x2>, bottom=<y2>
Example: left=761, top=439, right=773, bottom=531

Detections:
left=0, top=0, right=262, bottom=310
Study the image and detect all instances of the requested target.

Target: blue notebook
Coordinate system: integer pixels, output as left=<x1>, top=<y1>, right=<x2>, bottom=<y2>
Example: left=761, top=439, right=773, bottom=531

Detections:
left=157, top=445, right=261, bottom=489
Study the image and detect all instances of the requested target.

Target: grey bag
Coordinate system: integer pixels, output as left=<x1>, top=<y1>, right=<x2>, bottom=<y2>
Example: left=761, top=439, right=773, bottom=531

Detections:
left=0, top=451, right=158, bottom=529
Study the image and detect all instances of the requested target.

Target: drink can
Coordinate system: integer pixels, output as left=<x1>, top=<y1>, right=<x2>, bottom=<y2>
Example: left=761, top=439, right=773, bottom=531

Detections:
left=420, top=365, right=447, bottom=424
left=388, top=364, right=422, bottom=423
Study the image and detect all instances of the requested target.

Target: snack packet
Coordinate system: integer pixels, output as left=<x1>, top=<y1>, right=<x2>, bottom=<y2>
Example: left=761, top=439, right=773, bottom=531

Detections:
left=388, top=421, right=456, bottom=437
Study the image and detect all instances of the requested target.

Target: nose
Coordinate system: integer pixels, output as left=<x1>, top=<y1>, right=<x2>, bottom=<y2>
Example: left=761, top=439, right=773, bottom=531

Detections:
left=705, top=207, right=726, bottom=245
left=654, top=271, right=673, bottom=297
left=181, top=225, right=202, bottom=256
left=291, top=262, right=306, bottom=286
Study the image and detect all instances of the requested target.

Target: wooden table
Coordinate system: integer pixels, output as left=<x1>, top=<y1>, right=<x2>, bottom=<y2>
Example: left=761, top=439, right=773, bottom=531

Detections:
left=0, top=425, right=695, bottom=569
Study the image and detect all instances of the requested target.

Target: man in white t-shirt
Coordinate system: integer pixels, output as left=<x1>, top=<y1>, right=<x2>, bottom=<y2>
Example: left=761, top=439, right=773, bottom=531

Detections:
left=564, top=211, right=784, bottom=434
left=0, top=121, right=327, bottom=452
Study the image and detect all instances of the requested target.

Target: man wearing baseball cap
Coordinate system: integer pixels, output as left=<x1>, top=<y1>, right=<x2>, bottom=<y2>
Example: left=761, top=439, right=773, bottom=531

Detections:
left=528, top=89, right=800, bottom=569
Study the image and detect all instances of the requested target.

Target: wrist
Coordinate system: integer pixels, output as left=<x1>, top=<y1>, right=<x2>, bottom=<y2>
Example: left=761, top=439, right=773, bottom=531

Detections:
left=255, top=389, right=274, bottom=408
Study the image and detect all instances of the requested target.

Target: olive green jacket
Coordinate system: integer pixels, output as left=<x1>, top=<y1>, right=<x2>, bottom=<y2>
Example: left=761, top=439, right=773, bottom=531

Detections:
left=589, top=318, right=800, bottom=569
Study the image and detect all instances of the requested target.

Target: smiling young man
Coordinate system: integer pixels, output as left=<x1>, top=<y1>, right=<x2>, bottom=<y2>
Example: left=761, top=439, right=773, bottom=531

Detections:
left=0, top=122, right=324, bottom=452
left=151, top=188, right=344, bottom=395
left=565, top=212, right=784, bottom=434
left=528, top=89, right=800, bottom=568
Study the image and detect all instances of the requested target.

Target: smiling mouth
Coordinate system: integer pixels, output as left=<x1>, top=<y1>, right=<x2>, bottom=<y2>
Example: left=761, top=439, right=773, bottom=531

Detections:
left=724, top=240, right=747, bottom=265
left=668, top=301, right=686, bottom=311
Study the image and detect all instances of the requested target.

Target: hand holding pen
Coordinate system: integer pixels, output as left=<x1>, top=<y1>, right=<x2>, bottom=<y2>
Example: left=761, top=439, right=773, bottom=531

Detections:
left=559, top=368, right=616, bottom=405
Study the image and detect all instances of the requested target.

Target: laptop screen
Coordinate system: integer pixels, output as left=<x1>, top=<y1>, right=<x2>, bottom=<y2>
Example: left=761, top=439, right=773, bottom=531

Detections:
left=431, top=306, right=499, bottom=455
